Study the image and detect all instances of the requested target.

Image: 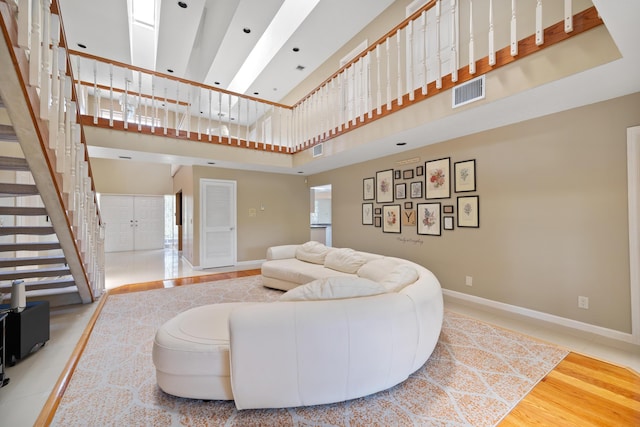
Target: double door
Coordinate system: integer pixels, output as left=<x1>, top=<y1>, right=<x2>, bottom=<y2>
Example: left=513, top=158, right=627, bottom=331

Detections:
left=101, top=195, right=165, bottom=252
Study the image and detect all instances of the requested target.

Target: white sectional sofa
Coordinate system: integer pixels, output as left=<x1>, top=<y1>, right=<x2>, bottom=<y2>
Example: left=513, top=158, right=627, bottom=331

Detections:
left=153, top=241, right=443, bottom=410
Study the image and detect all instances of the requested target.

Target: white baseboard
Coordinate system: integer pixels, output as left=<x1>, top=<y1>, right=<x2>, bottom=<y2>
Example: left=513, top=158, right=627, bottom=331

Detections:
left=443, top=289, right=637, bottom=345
left=185, top=257, right=264, bottom=271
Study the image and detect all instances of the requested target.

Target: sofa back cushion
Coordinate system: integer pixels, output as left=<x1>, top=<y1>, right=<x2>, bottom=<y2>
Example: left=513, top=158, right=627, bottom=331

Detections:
left=379, top=264, right=419, bottom=292
left=324, top=248, right=368, bottom=274
left=280, top=277, right=387, bottom=301
left=295, top=241, right=331, bottom=264
left=357, top=258, right=401, bottom=282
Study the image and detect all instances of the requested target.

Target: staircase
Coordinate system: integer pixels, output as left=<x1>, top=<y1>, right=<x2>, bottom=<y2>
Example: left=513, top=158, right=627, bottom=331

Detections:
left=0, top=102, right=81, bottom=307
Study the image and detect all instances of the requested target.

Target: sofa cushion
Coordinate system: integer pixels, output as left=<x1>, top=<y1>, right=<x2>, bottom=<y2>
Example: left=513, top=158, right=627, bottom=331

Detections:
left=280, top=277, right=387, bottom=301
left=324, top=248, right=368, bottom=274
left=295, top=241, right=331, bottom=264
left=262, top=258, right=353, bottom=286
left=380, top=265, right=419, bottom=292
left=357, top=258, right=402, bottom=282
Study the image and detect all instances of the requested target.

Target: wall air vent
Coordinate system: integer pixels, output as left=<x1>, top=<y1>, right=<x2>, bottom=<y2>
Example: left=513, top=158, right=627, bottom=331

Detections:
left=452, top=75, right=485, bottom=108
left=312, top=143, right=324, bottom=158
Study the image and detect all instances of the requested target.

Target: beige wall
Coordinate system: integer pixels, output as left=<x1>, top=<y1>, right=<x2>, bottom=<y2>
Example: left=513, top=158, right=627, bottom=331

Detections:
left=188, top=166, right=310, bottom=267
left=308, top=92, right=639, bottom=333
left=91, top=158, right=173, bottom=195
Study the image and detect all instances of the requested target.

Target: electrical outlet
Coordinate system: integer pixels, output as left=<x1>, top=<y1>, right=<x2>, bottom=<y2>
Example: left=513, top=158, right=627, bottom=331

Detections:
left=578, top=296, right=589, bottom=309
left=465, top=276, right=473, bottom=287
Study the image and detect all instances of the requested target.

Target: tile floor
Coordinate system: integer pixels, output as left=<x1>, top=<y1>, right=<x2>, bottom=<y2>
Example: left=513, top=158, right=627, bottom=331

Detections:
left=0, top=248, right=638, bottom=427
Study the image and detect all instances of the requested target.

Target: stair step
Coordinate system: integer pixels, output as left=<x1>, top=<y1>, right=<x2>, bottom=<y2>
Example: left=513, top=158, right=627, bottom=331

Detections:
left=0, top=256, right=66, bottom=268
left=0, top=266, right=71, bottom=281
left=0, top=183, right=38, bottom=196
left=0, top=125, right=18, bottom=143
left=0, top=226, right=55, bottom=235
left=0, top=156, right=28, bottom=171
left=0, top=206, right=47, bottom=216
left=0, top=277, right=75, bottom=292
left=1, top=285, right=81, bottom=308
left=0, top=242, right=61, bottom=252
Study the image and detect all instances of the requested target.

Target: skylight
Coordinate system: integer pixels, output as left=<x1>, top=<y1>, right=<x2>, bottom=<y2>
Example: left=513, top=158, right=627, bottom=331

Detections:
left=133, top=0, right=155, bottom=27
left=227, top=0, right=320, bottom=94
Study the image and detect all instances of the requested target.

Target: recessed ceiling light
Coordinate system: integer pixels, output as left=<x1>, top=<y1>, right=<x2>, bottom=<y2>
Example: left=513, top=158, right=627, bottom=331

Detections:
left=167, top=69, right=174, bottom=73
left=118, top=155, right=132, bottom=160
left=292, top=47, right=300, bottom=52
left=214, top=81, right=220, bottom=85
left=243, top=27, right=251, bottom=34
left=178, top=2, right=187, bottom=9
left=207, top=162, right=215, bottom=165
left=297, top=171, right=304, bottom=174
left=253, top=92, right=259, bottom=95
left=296, top=65, right=305, bottom=71
left=77, top=43, right=87, bottom=49
left=396, top=142, right=407, bottom=146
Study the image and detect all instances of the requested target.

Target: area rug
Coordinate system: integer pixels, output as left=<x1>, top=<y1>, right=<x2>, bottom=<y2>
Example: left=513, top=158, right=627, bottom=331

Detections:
left=50, top=276, right=568, bottom=426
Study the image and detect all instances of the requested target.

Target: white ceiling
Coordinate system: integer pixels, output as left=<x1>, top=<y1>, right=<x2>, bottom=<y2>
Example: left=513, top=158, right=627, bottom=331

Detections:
left=57, top=0, right=640, bottom=175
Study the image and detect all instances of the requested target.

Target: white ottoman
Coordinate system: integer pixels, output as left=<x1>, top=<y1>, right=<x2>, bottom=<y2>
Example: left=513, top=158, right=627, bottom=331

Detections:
left=152, top=302, right=255, bottom=400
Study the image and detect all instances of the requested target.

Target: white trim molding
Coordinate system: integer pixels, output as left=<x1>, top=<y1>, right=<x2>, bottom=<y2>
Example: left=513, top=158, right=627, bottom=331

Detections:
left=443, top=289, right=636, bottom=344
left=628, top=126, right=640, bottom=344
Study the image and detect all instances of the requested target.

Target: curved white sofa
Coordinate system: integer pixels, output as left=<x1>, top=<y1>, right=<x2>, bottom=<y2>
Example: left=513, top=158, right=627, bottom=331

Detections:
left=153, top=242, right=443, bottom=410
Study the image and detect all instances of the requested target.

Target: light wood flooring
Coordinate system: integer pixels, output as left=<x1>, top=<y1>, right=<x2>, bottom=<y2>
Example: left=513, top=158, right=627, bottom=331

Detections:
left=36, top=270, right=640, bottom=426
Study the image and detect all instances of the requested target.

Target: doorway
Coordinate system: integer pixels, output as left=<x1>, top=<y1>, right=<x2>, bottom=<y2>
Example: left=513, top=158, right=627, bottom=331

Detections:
left=199, top=179, right=237, bottom=268
left=100, top=195, right=165, bottom=252
left=310, top=185, right=332, bottom=246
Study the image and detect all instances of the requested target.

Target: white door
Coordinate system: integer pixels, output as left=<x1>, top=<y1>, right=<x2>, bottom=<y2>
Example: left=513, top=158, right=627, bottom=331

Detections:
left=133, top=196, right=165, bottom=250
left=200, top=179, right=236, bottom=268
left=101, top=195, right=165, bottom=252
left=101, top=195, right=135, bottom=252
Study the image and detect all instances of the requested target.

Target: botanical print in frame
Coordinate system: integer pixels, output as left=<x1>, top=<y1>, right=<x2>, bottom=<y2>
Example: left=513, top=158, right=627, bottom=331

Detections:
left=403, top=169, right=414, bottom=180
left=376, top=169, right=394, bottom=203
left=454, top=159, right=476, bottom=193
left=443, top=204, right=454, bottom=214
left=382, top=205, right=401, bottom=233
left=457, top=195, right=479, bottom=228
left=410, top=181, right=423, bottom=199
left=374, top=207, right=381, bottom=215
left=402, top=209, right=416, bottom=226
left=374, top=216, right=382, bottom=227
left=394, top=170, right=401, bottom=179
left=416, top=165, right=424, bottom=176
left=395, top=183, right=406, bottom=199
left=425, top=157, right=451, bottom=199
left=443, top=216, right=454, bottom=230
left=362, top=203, right=373, bottom=225
left=363, top=177, right=375, bottom=200
left=417, top=203, right=441, bottom=236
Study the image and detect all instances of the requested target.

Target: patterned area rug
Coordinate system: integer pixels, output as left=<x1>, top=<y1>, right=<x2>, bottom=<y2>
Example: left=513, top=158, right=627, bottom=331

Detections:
left=51, top=276, right=568, bottom=426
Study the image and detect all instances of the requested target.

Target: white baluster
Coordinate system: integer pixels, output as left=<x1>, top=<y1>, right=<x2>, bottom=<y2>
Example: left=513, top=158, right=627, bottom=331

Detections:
left=175, top=81, right=180, bottom=136
left=376, top=45, right=382, bottom=114
left=208, top=89, right=213, bottom=142
left=385, top=37, right=392, bottom=111
left=163, top=87, right=168, bottom=135
left=151, top=77, right=156, bottom=133
left=350, top=64, right=356, bottom=126
left=488, top=0, right=495, bottom=66
left=564, top=0, right=572, bottom=33
left=197, top=88, right=202, bottom=140
left=109, top=64, right=114, bottom=127
left=39, top=0, right=50, bottom=119
left=407, top=20, right=414, bottom=101
left=138, top=71, right=142, bottom=131
left=236, top=95, right=241, bottom=145
left=367, top=51, right=373, bottom=119
left=29, top=0, right=41, bottom=88
left=18, top=0, right=31, bottom=49
left=218, top=91, right=223, bottom=142
left=359, top=59, right=365, bottom=123
left=535, top=0, right=543, bottom=46
left=227, top=94, right=231, bottom=144
left=422, top=10, right=428, bottom=94
left=435, top=0, right=442, bottom=89
left=510, top=0, right=518, bottom=56
left=123, top=73, right=129, bottom=130
left=246, top=97, right=250, bottom=147
left=92, top=61, right=98, bottom=123
left=186, top=88, right=191, bottom=139
left=451, top=0, right=458, bottom=82
left=49, top=14, right=59, bottom=149
left=396, top=29, right=403, bottom=106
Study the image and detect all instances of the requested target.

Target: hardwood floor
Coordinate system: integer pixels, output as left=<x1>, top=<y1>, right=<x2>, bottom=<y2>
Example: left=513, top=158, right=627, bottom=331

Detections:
left=43, top=270, right=640, bottom=426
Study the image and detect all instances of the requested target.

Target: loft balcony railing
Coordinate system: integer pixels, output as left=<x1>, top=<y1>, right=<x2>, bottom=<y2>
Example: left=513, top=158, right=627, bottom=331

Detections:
left=65, top=0, right=601, bottom=154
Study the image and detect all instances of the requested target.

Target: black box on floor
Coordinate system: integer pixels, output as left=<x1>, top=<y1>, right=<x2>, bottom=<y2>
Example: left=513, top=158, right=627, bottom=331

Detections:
left=0, top=301, right=50, bottom=365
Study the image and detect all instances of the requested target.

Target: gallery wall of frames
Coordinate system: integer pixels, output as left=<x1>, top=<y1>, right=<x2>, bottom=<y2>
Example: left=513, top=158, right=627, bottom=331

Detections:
left=362, top=158, right=478, bottom=235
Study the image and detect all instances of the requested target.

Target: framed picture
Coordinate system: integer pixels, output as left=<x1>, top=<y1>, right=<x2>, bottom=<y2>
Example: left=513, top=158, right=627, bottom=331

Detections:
left=363, top=177, right=375, bottom=200
left=443, top=216, right=454, bottom=230
left=382, top=205, right=401, bottom=233
left=416, top=165, right=424, bottom=176
left=417, top=203, right=441, bottom=236
left=443, top=205, right=454, bottom=214
left=394, top=170, right=401, bottom=179
left=403, top=169, right=414, bottom=180
left=376, top=169, right=394, bottom=203
left=374, top=216, right=382, bottom=227
left=457, top=195, right=479, bottom=228
left=362, top=203, right=373, bottom=225
left=425, top=157, right=451, bottom=199
left=402, top=209, right=416, bottom=226
left=404, top=201, right=413, bottom=209
left=410, top=181, right=423, bottom=199
left=454, top=159, right=476, bottom=192
left=374, top=207, right=381, bottom=215
left=395, top=183, right=406, bottom=199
